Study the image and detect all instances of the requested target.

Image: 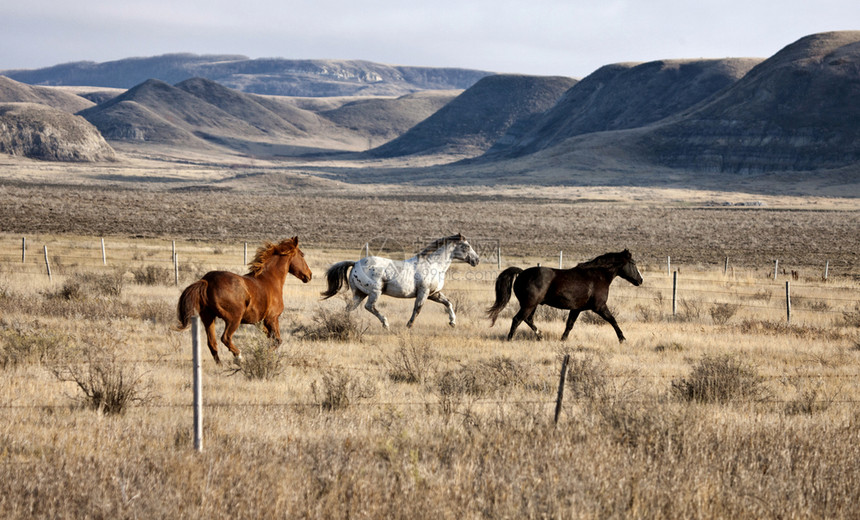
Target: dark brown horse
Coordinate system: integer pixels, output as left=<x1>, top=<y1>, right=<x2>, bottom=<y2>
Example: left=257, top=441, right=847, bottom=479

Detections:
left=175, top=237, right=312, bottom=364
left=487, top=250, right=642, bottom=342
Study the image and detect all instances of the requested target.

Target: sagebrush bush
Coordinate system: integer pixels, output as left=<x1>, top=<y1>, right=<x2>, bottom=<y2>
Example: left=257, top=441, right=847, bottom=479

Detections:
left=384, top=335, right=438, bottom=384
left=293, top=306, right=368, bottom=342
left=671, top=354, right=768, bottom=404
left=234, top=335, right=286, bottom=380
left=53, top=344, right=154, bottom=414
left=709, top=303, right=740, bottom=325
left=131, top=265, right=172, bottom=286
left=0, top=321, right=67, bottom=369
left=311, top=367, right=377, bottom=411
left=565, top=354, right=610, bottom=401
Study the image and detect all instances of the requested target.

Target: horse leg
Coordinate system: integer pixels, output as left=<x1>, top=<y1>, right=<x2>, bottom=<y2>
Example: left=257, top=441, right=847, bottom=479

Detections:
left=523, top=307, right=543, bottom=340
left=262, top=316, right=281, bottom=349
left=560, top=310, right=581, bottom=341
left=406, top=289, right=429, bottom=328
left=507, top=305, right=535, bottom=341
left=220, top=317, right=244, bottom=364
left=347, top=290, right=367, bottom=312
left=201, top=312, right=221, bottom=365
left=594, top=304, right=625, bottom=343
left=364, top=291, right=389, bottom=329
left=428, top=292, right=456, bottom=327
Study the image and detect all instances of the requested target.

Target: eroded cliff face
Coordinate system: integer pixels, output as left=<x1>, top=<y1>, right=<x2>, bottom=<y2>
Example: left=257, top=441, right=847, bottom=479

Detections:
left=649, top=31, right=860, bottom=173
left=0, top=103, right=116, bottom=162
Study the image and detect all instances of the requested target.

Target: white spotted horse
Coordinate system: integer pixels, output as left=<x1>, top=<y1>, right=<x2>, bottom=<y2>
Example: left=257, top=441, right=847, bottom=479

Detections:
left=321, top=234, right=479, bottom=328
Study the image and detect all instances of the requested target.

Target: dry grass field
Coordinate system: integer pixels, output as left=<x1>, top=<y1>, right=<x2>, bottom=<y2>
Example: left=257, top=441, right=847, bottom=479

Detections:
left=1, top=151, right=859, bottom=518
left=1, top=228, right=859, bottom=518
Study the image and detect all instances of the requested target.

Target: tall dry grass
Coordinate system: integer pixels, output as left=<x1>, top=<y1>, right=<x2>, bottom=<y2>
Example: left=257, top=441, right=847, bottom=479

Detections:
left=0, top=233, right=859, bottom=518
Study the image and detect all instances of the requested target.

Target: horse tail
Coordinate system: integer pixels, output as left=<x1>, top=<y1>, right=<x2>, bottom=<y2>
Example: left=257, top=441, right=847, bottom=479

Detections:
left=487, top=267, right=524, bottom=325
left=321, top=261, right=355, bottom=299
left=173, top=280, right=208, bottom=331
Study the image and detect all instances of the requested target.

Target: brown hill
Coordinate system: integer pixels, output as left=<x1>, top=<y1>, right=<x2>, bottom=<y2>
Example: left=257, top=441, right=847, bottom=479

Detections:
left=0, top=103, right=115, bottom=161
left=485, top=58, right=760, bottom=159
left=367, top=74, right=576, bottom=158
left=319, top=90, right=459, bottom=146
left=0, top=75, right=94, bottom=113
left=644, top=31, right=860, bottom=172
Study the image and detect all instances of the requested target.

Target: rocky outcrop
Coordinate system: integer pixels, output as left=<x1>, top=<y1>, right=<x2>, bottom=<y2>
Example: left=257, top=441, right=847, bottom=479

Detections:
left=0, top=103, right=115, bottom=161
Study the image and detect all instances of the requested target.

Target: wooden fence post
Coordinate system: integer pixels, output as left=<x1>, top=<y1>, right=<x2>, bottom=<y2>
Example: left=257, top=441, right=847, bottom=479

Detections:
left=497, top=246, right=501, bottom=270
left=244, top=242, right=248, bottom=265
left=785, top=281, right=791, bottom=324
left=554, top=354, right=570, bottom=424
left=559, top=251, right=563, bottom=269
left=724, top=256, right=729, bottom=275
left=174, top=252, right=179, bottom=286
left=824, top=260, right=829, bottom=281
left=43, top=245, right=52, bottom=282
left=773, top=259, right=779, bottom=280
left=101, top=238, right=107, bottom=265
left=672, top=271, right=678, bottom=316
left=667, top=256, right=671, bottom=276
left=21, top=237, right=26, bottom=263
left=191, top=316, right=203, bottom=452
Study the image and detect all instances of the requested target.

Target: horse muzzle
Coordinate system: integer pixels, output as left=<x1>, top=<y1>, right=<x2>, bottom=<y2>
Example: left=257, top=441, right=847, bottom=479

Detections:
left=468, top=255, right=480, bottom=267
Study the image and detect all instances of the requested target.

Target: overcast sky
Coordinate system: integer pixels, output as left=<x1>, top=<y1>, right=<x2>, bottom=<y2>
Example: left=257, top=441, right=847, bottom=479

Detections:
left=1, top=1, right=858, bottom=78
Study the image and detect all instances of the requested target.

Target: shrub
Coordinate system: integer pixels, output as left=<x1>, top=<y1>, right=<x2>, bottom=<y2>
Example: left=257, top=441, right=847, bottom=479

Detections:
left=131, top=265, right=172, bottom=286
left=840, top=305, right=860, bottom=328
left=671, top=355, right=768, bottom=404
left=384, top=336, right=438, bottom=384
left=565, top=354, right=609, bottom=401
left=310, top=367, right=377, bottom=411
left=234, top=335, right=286, bottom=381
left=446, top=290, right=475, bottom=318
left=781, top=375, right=835, bottom=415
left=709, top=303, right=739, bottom=325
left=292, top=306, right=367, bottom=342
left=53, top=344, right=154, bottom=414
left=0, top=321, right=67, bottom=369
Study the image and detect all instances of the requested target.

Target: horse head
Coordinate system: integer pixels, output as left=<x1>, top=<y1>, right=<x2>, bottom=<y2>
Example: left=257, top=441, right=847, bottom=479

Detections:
left=284, top=236, right=312, bottom=283
left=619, top=249, right=643, bottom=286
left=452, top=234, right=480, bottom=266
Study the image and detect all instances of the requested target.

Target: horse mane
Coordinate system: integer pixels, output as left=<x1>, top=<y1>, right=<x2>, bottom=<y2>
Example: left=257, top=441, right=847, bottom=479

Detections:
left=247, top=238, right=296, bottom=276
left=417, top=234, right=465, bottom=257
left=575, top=250, right=631, bottom=269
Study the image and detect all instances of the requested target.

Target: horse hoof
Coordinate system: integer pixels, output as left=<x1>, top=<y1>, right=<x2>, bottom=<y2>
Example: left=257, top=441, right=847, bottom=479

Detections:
left=448, top=321, right=456, bottom=328
left=233, top=355, right=244, bottom=366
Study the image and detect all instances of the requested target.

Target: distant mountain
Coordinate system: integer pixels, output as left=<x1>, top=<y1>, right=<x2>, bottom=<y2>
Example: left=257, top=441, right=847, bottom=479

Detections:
left=76, top=77, right=431, bottom=153
left=319, top=90, right=459, bottom=145
left=367, top=74, right=577, bottom=158
left=1, top=54, right=493, bottom=97
left=0, top=103, right=115, bottom=161
left=644, top=31, right=860, bottom=172
left=484, top=58, right=760, bottom=159
left=0, top=75, right=95, bottom=113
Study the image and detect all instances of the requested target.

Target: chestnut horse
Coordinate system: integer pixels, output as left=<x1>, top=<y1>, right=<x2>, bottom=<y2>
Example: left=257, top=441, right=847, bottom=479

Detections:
left=487, top=250, right=642, bottom=342
left=175, top=237, right=312, bottom=364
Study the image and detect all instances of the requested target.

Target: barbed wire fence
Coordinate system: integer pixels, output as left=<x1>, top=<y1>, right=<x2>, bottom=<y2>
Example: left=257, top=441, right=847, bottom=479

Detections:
left=1, top=235, right=858, bottom=434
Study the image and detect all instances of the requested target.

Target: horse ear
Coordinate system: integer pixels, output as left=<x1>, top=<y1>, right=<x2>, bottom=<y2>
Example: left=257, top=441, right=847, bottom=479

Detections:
left=291, top=236, right=299, bottom=245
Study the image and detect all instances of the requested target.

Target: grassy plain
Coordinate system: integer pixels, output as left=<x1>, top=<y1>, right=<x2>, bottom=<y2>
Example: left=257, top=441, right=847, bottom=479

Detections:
left=1, top=230, right=859, bottom=519
left=1, top=152, right=859, bottom=518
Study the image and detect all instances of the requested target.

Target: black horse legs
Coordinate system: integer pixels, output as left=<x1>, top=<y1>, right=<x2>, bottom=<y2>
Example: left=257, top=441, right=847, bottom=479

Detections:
left=507, top=306, right=540, bottom=340
left=560, top=310, right=581, bottom=341
left=594, top=305, right=625, bottom=342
